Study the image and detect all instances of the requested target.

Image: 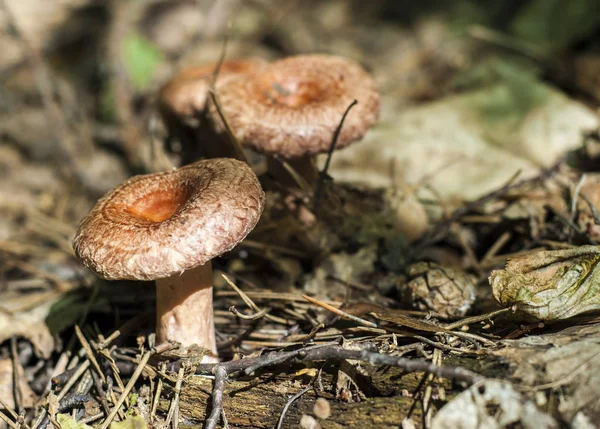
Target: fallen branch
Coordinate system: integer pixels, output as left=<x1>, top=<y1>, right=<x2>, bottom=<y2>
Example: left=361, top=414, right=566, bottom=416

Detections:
left=196, top=343, right=484, bottom=429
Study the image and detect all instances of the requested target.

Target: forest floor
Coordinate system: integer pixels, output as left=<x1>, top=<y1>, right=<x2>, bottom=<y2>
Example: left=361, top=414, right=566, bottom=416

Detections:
left=3, top=1, right=600, bottom=428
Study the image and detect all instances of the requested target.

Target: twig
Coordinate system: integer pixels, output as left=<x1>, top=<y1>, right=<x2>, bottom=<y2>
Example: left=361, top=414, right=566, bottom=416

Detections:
left=75, top=326, right=105, bottom=384
left=207, top=23, right=230, bottom=98
left=204, top=366, right=227, bottom=429
left=56, top=361, right=90, bottom=402
left=165, top=364, right=185, bottom=428
left=414, top=160, right=563, bottom=253
left=199, top=343, right=484, bottom=429
left=150, top=362, right=166, bottom=420
left=302, top=295, right=378, bottom=328
left=229, top=305, right=270, bottom=320
left=98, top=351, right=153, bottom=429
left=443, top=308, right=512, bottom=331
left=205, top=27, right=248, bottom=164
left=10, top=338, right=23, bottom=414
left=272, top=157, right=314, bottom=194
left=239, top=239, right=309, bottom=258
left=571, top=174, right=587, bottom=222
left=468, top=25, right=548, bottom=63
left=32, top=360, right=91, bottom=429
left=0, top=410, right=18, bottom=429
left=79, top=413, right=104, bottom=424
left=313, top=100, right=358, bottom=212
left=208, top=90, right=248, bottom=163
left=222, top=274, right=288, bottom=324
left=91, top=370, right=111, bottom=417
left=275, top=387, right=311, bottom=429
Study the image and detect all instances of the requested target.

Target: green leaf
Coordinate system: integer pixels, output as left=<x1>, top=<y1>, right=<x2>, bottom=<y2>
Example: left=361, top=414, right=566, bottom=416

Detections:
left=122, top=32, right=163, bottom=91
left=456, top=57, right=549, bottom=128
left=509, top=0, right=600, bottom=53
left=45, top=287, right=109, bottom=336
left=56, top=414, right=94, bottom=429
left=110, top=415, right=148, bottom=429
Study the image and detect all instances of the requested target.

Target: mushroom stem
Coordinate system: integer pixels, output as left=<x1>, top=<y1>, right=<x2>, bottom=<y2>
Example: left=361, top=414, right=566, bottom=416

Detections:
left=155, top=262, right=217, bottom=359
left=267, top=155, right=319, bottom=190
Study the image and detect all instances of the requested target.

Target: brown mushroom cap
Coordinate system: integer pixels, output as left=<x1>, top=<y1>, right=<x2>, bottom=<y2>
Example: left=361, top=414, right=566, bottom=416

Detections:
left=73, top=158, right=265, bottom=281
left=210, top=54, right=380, bottom=159
left=158, top=58, right=268, bottom=123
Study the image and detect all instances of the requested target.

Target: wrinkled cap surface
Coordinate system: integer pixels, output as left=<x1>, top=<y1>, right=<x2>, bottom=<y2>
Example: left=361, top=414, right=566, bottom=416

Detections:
left=158, top=58, right=267, bottom=122
left=73, top=158, right=265, bottom=281
left=210, top=54, right=380, bottom=158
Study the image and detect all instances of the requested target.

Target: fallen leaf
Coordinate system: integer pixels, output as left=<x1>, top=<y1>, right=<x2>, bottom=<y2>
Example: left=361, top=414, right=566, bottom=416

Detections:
left=325, top=62, right=597, bottom=206
left=56, top=414, right=94, bottom=429
left=493, top=322, right=600, bottom=423
left=109, top=415, right=148, bottom=429
left=0, top=358, right=36, bottom=409
left=490, top=246, right=600, bottom=320
left=431, top=379, right=557, bottom=429
left=0, top=302, right=55, bottom=358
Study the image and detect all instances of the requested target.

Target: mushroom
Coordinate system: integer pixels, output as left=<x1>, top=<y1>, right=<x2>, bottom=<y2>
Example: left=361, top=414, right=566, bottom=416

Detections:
left=158, top=58, right=267, bottom=162
left=72, top=158, right=265, bottom=360
left=209, top=54, right=380, bottom=187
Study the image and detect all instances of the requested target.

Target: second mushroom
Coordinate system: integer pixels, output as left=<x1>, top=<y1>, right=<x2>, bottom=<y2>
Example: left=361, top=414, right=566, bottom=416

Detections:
left=209, top=54, right=380, bottom=188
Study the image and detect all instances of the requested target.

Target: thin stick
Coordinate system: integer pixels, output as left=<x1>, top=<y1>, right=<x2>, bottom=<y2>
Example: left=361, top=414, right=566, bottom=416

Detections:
left=229, top=305, right=270, bottom=320
left=150, top=362, right=166, bottom=420
left=32, top=360, right=91, bottom=429
left=443, top=308, right=512, bottom=330
left=414, top=160, right=563, bottom=252
left=0, top=410, right=18, bottom=429
left=0, top=400, right=17, bottom=420
left=275, top=387, right=311, bottom=429
left=207, top=22, right=231, bottom=96
left=79, top=413, right=104, bottom=424
left=57, top=361, right=90, bottom=401
left=165, top=365, right=185, bottom=427
left=98, top=351, right=152, bottom=429
left=205, top=26, right=247, bottom=164
left=571, top=174, right=587, bottom=222
left=273, top=157, right=314, bottom=194
left=10, top=338, right=23, bottom=413
left=222, top=274, right=287, bottom=324
left=313, top=100, right=358, bottom=211
left=74, top=326, right=105, bottom=383
left=302, top=294, right=378, bottom=328
left=208, top=90, right=248, bottom=163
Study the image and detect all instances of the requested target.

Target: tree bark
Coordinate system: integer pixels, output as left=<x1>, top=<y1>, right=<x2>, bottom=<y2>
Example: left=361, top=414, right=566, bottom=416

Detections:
left=167, top=364, right=430, bottom=428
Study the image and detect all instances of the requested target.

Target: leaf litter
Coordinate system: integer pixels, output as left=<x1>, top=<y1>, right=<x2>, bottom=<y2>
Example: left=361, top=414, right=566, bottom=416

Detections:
left=3, top=1, right=600, bottom=428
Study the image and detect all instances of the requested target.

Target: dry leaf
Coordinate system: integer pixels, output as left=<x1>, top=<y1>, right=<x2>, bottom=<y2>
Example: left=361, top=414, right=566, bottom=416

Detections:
left=56, top=414, right=94, bottom=429
left=490, top=246, right=600, bottom=320
left=110, top=415, right=148, bottom=429
left=0, top=359, right=36, bottom=409
left=493, top=322, right=600, bottom=423
left=431, top=380, right=557, bottom=429
left=0, top=303, right=55, bottom=358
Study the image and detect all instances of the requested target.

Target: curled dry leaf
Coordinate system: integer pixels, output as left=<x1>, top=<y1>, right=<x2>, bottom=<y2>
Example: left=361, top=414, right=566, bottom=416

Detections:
left=489, top=246, right=600, bottom=320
